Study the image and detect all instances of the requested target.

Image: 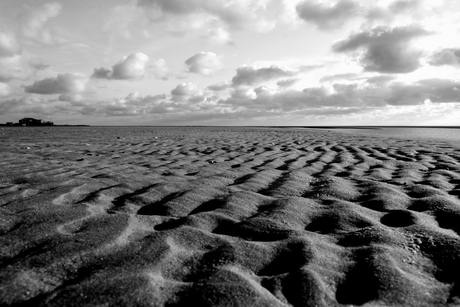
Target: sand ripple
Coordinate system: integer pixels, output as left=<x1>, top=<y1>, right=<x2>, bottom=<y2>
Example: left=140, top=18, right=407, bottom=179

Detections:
left=1, top=127, right=460, bottom=306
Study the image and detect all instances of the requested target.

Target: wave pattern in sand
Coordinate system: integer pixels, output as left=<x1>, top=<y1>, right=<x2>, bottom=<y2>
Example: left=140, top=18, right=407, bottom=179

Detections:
left=1, top=127, right=460, bottom=306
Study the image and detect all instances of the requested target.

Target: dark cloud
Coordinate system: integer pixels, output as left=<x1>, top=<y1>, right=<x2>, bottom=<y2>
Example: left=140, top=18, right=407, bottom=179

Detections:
left=296, top=0, right=359, bottom=30
left=92, top=67, right=111, bottom=79
left=137, top=0, right=271, bottom=31
left=231, top=65, right=297, bottom=86
left=366, top=0, right=421, bottom=23
left=207, top=82, right=230, bottom=91
left=277, top=78, right=300, bottom=88
left=389, top=0, right=420, bottom=13
left=24, top=73, right=88, bottom=95
left=333, top=26, right=430, bottom=73
left=429, top=49, right=460, bottom=66
left=387, top=79, right=460, bottom=105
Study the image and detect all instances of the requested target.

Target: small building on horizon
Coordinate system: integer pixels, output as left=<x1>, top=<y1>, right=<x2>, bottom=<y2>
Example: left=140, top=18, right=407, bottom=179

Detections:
left=17, top=118, right=54, bottom=126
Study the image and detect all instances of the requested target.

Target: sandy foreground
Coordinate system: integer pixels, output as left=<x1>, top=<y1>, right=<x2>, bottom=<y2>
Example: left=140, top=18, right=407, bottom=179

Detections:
left=1, top=126, right=460, bottom=307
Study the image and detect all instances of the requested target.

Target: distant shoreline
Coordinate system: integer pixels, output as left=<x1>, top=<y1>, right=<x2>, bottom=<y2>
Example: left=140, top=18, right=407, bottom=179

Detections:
left=1, top=125, right=459, bottom=129
left=0, top=124, right=90, bottom=127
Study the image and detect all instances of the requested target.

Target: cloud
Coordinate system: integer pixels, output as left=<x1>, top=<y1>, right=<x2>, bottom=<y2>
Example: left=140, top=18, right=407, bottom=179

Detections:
left=429, top=49, right=460, bottom=66
left=366, top=0, right=421, bottom=22
left=366, top=75, right=395, bottom=86
left=20, top=2, right=63, bottom=45
left=149, top=58, right=170, bottom=80
left=171, top=82, right=199, bottom=96
left=389, top=0, right=420, bottom=13
left=296, top=0, right=359, bottom=30
left=58, top=93, right=83, bottom=103
left=276, top=78, right=300, bottom=88
left=92, top=67, right=112, bottom=79
left=137, top=0, right=276, bottom=33
left=91, top=53, right=150, bottom=80
left=0, top=30, right=48, bottom=83
left=333, top=25, right=430, bottom=73
left=207, top=82, right=231, bottom=91
left=320, top=73, right=363, bottom=83
left=104, top=3, right=145, bottom=40
left=0, top=54, right=48, bottom=82
left=387, top=79, right=460, bottom=105
left=185, top=52, right=223, bottom=75
left=0, top=83, right=10, bottom=97
left=24, top=73, right=88, bottom=95
left=0, top=31, right=22, bottom=57
left=201, top=27, right=234, bottom=45
left=231, top=65, right=298, bottom=86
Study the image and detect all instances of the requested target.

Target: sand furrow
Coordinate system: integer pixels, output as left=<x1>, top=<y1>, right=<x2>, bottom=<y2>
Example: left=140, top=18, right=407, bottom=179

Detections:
left=2, top=126, right=460, bottom=306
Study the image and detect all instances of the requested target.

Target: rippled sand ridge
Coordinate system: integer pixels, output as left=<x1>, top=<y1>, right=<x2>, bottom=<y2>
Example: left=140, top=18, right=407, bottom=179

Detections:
left=1, top=126, right=460, bottom=306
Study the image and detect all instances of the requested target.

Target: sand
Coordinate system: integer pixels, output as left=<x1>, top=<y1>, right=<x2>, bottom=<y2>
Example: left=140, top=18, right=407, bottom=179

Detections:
left=1, top=126, right=460, bottom=306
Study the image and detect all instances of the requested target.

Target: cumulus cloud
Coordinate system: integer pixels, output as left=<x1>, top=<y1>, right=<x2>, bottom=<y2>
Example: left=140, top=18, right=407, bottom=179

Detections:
left=92, top=53, right=150, bottom=80
left=24, top=73, right=88, bottom=95
left=92, top=67, right=112, bottom=79
left=185, top=52, right=223, bottom=76
left=20, top=2, right=63, bottom=45
left=333, top=25, right=430, bottom=73
left=232, top=65, right=298, bottom=86
left=150, top=58, right=170, bottom=80
left=296, top=0, right=359, bottom=30
left=171, top=82, right=199, bottom=96
left=0, top=83, right=10, bottom=97
left=429, top=49, right=460, bottom=66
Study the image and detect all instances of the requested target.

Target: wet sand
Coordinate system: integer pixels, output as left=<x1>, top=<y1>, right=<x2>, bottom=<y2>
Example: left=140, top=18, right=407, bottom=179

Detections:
left=1, top=126, right=460, bottom=306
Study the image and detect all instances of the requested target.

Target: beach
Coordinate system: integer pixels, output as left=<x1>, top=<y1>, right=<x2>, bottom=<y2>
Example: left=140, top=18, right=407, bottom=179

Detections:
left=1, top=126, right=460, bottom=306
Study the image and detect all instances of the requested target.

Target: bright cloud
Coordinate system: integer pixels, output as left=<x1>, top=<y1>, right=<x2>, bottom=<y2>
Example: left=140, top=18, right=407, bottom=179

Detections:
left=185, top=52, right=223, bottom=76
left=0, top=31, right=22, bottom=57
left=0, top=83, right=10, bottom=97
left=201, top=27, right=234, bottom=45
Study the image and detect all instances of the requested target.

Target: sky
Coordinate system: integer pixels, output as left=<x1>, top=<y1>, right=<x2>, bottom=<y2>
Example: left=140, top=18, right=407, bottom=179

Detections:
left=1, top=0, right=460, bottom=126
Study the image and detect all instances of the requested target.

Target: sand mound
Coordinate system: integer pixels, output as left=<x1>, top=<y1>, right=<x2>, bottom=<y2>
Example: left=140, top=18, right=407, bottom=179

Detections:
left=1, top=127, right=460, bottom=306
